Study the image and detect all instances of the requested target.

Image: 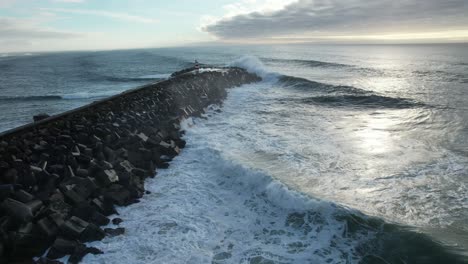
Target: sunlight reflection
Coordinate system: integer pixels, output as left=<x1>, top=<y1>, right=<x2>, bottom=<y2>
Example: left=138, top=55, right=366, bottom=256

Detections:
left=354, top=112, right=398, bottom=155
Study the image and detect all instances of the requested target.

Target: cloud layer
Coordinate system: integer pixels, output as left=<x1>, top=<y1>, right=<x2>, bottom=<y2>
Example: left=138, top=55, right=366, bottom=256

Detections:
left=40, top=8, right=158, bottom=24
left=0, top=17, right=78, bottom=40
left=202, top=0, right=468, bottom=41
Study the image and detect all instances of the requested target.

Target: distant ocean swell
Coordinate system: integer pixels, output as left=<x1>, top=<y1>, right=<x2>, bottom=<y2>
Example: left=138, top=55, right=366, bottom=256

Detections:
left=0, top=91, right=124, bottom=101
left=265, top=57, right=468, bottom=83
left=0, top=74, right=172, bottom=102
left=262, top=57, right=351, bottom=68
left=89, top=73, right=171, bottom=83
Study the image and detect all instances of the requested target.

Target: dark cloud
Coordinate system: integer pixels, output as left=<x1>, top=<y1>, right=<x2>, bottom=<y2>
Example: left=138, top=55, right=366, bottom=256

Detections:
left=202, top=0, right=468, bottom=40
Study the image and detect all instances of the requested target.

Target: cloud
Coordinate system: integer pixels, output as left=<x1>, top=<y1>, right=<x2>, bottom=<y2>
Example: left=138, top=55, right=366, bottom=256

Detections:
left=40, top=8, right=158, bottom=24
left=0, top=0, right=19, bottom=8
left=202, top=0, right=468, bottom=41
left=51, top=0, right=85, bottom=3
left=0, top=17, right=79, bottom=40
left=221, top=0, right=298, bottom=18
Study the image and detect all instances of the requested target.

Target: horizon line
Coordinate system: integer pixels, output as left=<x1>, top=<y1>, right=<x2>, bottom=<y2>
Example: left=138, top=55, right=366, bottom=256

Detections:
left=2, top=41, right=468, bottom=54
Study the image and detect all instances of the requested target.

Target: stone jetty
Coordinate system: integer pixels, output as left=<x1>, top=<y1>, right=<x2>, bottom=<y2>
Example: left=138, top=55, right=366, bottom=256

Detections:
left=0, top=67, right=261, bottom=263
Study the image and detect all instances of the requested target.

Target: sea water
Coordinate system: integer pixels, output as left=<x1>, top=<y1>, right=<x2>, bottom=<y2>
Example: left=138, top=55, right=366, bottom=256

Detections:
left=1, top=44, right=467, bottom=263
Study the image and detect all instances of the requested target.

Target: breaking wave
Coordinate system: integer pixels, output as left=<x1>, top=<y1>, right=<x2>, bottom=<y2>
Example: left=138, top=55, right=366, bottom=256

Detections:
left=228, top=56, right=280, bottom=81
left=85, top=111, right=466, bottom=264
left=231, top=56, right=426, bottom=110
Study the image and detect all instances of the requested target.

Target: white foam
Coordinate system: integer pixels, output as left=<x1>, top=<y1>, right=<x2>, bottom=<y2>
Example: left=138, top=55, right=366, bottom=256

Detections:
left=138, top=73, right=171, bottom=79
left=197, top=68, right=228, bottom=74
left=228, top=55, right=279, bottom=81
left=85, top=82, right=373, bottom=264
left=185, top=68, right=229, bottom=75
left=85, top=146, right=368, bottom=263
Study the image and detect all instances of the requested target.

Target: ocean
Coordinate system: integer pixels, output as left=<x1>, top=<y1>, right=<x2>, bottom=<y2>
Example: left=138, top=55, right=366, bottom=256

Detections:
left=1, top=44, right=467, bottom=263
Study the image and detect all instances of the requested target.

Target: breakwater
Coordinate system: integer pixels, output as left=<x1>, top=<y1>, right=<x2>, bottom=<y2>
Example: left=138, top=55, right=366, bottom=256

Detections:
left=0, top=67, right=261, bottom=263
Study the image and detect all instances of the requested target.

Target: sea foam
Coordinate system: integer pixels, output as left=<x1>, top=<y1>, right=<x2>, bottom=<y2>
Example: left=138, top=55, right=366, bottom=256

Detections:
left=84, top=86, right=373, bottom=264
left=228, top=56, right=279, bottom=82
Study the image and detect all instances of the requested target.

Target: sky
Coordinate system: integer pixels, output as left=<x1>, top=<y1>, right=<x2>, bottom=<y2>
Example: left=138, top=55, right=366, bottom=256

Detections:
left=0, top=0, right=467, bottom=52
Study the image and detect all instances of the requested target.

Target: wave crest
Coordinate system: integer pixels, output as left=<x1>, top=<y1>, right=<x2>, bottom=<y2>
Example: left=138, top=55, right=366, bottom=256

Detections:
left=279, top=75, right=368, bottom=94
left=228, top=56, right=279, bottom=81
left=276, top=75, right=426, bottom=109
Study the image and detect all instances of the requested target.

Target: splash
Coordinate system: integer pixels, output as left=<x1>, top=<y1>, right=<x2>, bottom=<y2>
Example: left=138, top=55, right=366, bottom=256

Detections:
left=228, top=56, right=279, bottom=81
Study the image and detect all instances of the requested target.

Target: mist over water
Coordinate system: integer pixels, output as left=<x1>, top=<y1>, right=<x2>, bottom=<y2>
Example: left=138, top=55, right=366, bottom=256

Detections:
left=1, top=44, right=468, bottom=263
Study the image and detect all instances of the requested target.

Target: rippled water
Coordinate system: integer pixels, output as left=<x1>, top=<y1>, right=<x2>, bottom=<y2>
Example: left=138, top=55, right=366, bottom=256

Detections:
left=1, top=44, right=468, bottom=263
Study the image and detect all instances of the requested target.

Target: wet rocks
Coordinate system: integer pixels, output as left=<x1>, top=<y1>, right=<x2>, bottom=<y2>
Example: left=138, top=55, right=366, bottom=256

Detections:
left=1, top=198, right=33, bottom=223
left=47, top=238, right=78, bottom=259
left=0, top=66, right=261, bottom=262
left=68, top=245, right=103, bottom=264
left=104, top=227, right=125, bottom=237
left=112, top=217, right=123, bottom=225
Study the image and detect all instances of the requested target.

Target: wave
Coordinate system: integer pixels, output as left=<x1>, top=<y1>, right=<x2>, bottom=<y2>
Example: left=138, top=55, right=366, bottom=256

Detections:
left=275, top=76, right=426, bottom=109
left=0, top=95, right=63, bottom=101
left=85, top=133, right=375, bottom=263
left=261, top=57, right=388, bottom=77
left=182, top=110, right=466, bottom=264
left=228, top=55, right=280, bottom=81
left=298, top=94, right=425, bottom=109
left=263, top=57, right=352, bottom=69
left=104, top=115, right=465, bottom=263
left=337, top=213, right=467, bottom=264
left=278, top=75, right=369, bottom=94
left=229, top=56, right=368, bottom=95
left=257, top=56, right=468, bottom=84
left=224, top=56, right=430, bottom=111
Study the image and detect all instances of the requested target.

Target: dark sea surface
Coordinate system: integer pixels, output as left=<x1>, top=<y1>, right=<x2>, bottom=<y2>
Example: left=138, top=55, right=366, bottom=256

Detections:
left=1, top=44, right=468, bottom=263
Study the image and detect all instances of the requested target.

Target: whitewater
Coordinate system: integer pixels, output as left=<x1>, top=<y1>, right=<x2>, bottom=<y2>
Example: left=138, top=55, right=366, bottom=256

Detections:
left=83, top=86, right=373, bottom=263
left=79, top=56, right=466, bottom=263
left=2, top=45, right=468, bottom=263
